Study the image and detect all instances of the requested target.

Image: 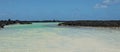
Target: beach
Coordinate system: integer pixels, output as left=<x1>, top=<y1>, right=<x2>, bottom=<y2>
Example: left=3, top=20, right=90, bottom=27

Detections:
left=0, top=23, right=120, bottom=52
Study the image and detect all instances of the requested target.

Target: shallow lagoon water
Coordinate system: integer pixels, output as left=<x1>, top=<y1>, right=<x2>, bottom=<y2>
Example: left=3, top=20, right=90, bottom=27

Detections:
left=0, top=23, right=120, bottom=52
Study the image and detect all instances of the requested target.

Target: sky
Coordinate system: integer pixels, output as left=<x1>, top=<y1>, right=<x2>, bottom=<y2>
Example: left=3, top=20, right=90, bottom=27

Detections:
left=0, top=0, right=120, bottom=20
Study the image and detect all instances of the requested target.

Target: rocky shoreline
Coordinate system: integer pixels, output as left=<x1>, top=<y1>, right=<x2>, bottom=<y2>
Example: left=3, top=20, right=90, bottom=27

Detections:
left=0, top=19, right=64, bottom=29
left=1, top=20, right=120, bottom=28
left=0, top=19, right=32, bottom=28
left=58, top=20, right=120, bottom=27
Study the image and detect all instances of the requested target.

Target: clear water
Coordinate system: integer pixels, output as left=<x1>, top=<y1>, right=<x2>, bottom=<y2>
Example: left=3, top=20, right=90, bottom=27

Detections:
left=0, top=23, right=120, bottom=52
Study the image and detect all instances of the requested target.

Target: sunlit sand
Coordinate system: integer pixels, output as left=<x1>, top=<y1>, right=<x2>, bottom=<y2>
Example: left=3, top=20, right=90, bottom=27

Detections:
left=0, top=23, right=120, bottom=52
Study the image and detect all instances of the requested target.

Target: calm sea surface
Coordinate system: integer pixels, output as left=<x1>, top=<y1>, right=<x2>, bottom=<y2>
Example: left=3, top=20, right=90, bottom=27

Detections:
left=0, top=23, right=120, bottom=52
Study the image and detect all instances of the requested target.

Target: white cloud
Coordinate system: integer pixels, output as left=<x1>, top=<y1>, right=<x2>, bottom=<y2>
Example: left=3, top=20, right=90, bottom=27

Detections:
left=95, top=0, right=120, bottom=8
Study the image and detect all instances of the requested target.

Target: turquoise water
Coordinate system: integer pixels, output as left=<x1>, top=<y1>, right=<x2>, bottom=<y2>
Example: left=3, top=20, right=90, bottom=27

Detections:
left=0, top=23, right=120, bottom=52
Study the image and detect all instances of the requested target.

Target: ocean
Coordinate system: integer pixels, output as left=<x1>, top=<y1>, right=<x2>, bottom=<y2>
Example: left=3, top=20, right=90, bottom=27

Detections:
left=0, top=22, right=120, bottom=52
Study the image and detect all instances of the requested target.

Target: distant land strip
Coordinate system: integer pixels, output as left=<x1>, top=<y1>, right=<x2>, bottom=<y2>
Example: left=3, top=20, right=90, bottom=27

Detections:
left=1, top=19, right=120, bottom=28
left=0, top=19, right=32, bottom=28
left=58, top=20, right=120, bottom=27
left=0, top=19, right=63, bottom=28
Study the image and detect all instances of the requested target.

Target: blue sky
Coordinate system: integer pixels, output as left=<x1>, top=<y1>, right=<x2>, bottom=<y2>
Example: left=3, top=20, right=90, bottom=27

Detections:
left=0, top=0, right=120, bottom=20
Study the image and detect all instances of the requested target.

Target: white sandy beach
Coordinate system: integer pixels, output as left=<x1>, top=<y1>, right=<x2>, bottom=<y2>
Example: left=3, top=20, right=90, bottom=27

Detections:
left=0, top=23, right=120, bottom=52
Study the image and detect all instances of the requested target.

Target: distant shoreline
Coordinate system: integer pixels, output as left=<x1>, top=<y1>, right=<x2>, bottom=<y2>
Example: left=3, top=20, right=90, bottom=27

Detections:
left=58, top=20, right=120, bottom=27
left=1, top=19, right=120, bottom=28
left=0, top=19, right=62, bottom=28
left=0, top=19, right=32, bottom=28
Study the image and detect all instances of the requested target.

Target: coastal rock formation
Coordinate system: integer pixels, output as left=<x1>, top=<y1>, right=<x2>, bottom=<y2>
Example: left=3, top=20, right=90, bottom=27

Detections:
left=58, top=20, right=120, bottom=27
left=19, top=21, right=32, bottom=24
left=0, top=19, right=32, bottom=28
left=0, top=23, right=5, bottom=28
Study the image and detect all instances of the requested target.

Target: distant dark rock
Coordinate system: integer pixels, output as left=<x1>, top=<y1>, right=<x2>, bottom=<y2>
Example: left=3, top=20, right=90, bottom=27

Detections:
left=0, top=19, right=32, bottom=29
left=58, top=20, right=120, bottom=27
left=0, top=22, right=5, bottom=28
left=0, top=24, right=5, bottom=28
left=19, top=21, right=32, bottom=24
